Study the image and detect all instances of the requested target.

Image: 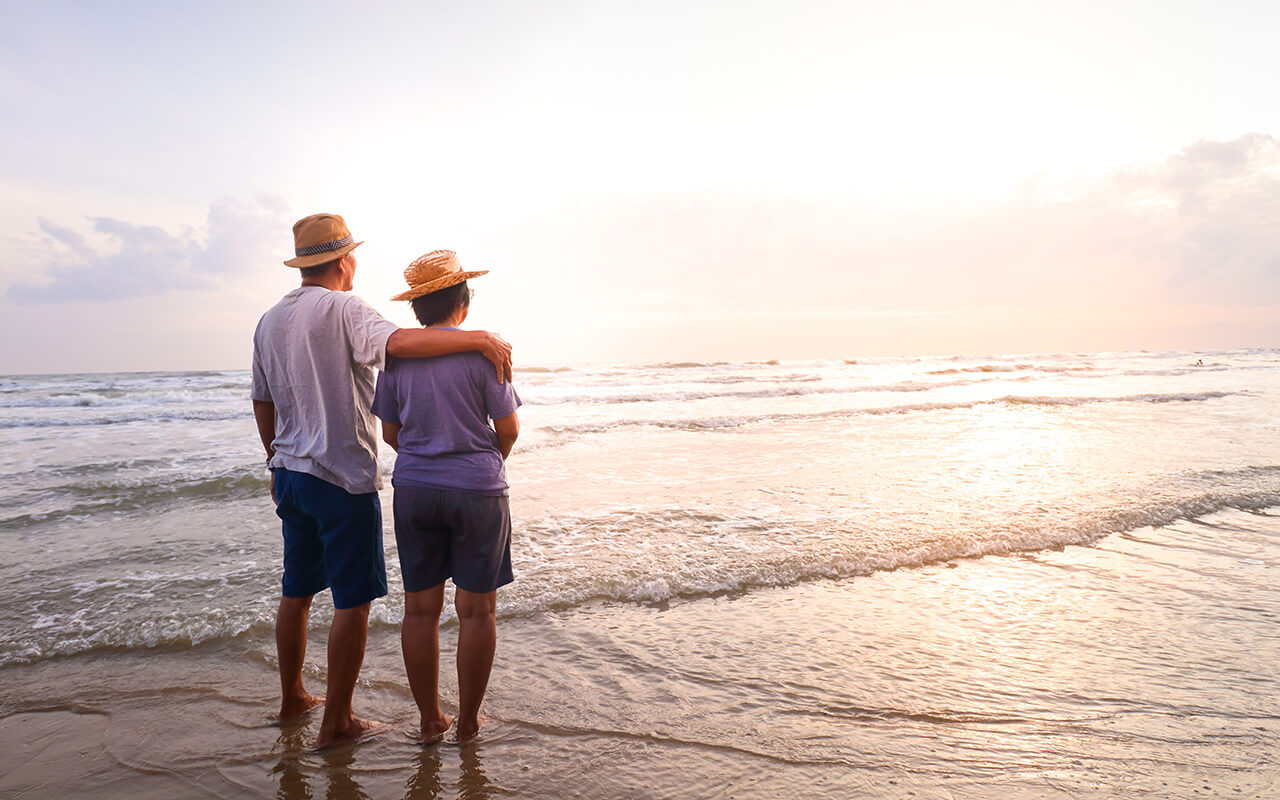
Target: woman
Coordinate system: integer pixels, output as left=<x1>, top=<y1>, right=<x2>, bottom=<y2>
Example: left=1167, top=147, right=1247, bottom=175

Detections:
left=372, top=250, right=520, bottom=744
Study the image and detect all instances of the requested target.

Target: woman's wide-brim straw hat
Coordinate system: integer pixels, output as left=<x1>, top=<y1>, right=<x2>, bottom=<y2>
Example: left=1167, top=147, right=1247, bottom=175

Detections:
left=391, top=250, right=488, bottom=302
left=283, top=213, right=364, bottom=268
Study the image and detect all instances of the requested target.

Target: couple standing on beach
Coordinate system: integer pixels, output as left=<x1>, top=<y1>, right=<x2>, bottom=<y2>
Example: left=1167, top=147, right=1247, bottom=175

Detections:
left=250, top=214, right=520, bottom=748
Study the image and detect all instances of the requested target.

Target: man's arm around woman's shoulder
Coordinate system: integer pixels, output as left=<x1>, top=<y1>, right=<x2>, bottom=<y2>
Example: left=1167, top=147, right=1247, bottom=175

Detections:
left=386, top=328, right=513, bottom=383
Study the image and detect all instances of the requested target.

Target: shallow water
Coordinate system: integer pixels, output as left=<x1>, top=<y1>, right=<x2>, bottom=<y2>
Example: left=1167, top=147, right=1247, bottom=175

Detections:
left=3, top=510, right=1277, bottom=798
left=2, top=350, right=1279, bottom=796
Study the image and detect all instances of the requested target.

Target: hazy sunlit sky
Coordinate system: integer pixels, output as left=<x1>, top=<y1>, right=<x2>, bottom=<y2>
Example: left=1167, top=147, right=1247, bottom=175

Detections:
left=4, top=0, right=1280, bottom=373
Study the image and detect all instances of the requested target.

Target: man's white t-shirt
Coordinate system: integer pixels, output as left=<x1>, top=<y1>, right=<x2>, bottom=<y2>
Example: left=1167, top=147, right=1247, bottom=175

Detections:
left=250, top=286, right=399, bottom=495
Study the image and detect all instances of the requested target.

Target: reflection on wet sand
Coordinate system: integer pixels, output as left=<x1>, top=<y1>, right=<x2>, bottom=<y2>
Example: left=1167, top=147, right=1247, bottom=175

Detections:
left=403, top=743, right=495, bottom=800
left=271, top=727, right=373, bottom=800
left=404, top=748, right=443, bottom=799
left=272, top=726, right=312, bottom=800
left=458, top=744, right=496, bottom=800
left=322, top=748, right=370, bottom=800
left=270, top=729, right=497, bottom=800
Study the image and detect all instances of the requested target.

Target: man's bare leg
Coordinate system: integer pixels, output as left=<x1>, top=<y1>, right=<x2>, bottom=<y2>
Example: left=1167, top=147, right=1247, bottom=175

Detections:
left=402, top=583, right=455, bottom=743
left=315, top=602, right=386, bottom=748
left=454, top=588, right=497, bottom=742
left=276, top=595, right=324, bottom=720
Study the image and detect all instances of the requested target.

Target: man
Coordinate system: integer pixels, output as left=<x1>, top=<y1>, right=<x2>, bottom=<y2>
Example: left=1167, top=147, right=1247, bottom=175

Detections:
left=250, top=214, right=512, bottom=748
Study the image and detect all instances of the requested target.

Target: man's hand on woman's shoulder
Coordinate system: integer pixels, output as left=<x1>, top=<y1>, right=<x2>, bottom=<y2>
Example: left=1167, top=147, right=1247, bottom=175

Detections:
left=473, top=330, right=513, bottom=384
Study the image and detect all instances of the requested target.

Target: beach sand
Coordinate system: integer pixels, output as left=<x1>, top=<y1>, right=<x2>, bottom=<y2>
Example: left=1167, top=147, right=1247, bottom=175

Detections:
left=3, top=509, right=1278, bottom=799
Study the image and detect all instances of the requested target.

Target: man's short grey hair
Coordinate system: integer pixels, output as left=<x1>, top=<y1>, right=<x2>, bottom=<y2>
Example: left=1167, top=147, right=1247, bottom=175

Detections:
left=299, top=258, right=341, bottom=280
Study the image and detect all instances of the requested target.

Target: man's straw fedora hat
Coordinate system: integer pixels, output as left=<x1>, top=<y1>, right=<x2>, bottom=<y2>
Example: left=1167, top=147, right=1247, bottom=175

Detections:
left=391, top=250, right=488, bottom=302
left=283, top=213, right=363, bottom=268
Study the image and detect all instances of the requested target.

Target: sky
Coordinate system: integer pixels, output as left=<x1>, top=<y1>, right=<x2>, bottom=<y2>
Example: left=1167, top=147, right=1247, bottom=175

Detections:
left=3, top=0, right=1280, bottom=373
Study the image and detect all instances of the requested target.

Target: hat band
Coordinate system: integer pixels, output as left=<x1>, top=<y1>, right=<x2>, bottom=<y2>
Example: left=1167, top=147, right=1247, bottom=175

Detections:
left=295, top=234, right=353, bottom=258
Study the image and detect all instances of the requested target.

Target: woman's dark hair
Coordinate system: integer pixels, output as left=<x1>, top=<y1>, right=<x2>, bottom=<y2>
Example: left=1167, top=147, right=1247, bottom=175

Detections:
left=411, top=281, right=470, bottom=327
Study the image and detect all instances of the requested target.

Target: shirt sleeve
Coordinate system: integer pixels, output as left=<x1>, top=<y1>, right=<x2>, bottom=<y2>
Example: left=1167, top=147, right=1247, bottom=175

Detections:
left=249, top=320, right=273, bottom=402
left=371, top=367, right=400, bottom=424
left=480, top=360, right=522, bottom=421
left=342, top=295, right=401, bottom=369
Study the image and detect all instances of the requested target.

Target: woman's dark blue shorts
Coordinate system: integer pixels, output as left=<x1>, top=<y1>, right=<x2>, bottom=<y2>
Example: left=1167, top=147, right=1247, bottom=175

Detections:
left=392, top=484, right=514, bottom=594
left=273, top=468, right=388, bottom=609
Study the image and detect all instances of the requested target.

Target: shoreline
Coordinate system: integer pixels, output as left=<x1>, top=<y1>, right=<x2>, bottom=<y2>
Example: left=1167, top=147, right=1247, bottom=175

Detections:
left=4, top=508, right=1278, bottom=799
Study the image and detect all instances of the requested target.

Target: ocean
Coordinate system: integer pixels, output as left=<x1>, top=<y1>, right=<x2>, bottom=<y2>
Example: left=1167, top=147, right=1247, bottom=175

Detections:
left=1, top=350, right=1278, bottom=798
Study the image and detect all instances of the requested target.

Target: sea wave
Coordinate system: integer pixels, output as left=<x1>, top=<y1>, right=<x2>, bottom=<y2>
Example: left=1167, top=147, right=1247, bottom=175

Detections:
left=0, top=469, right=268, bottom=530
left=0, top=409, right=251, bottom=428
left=44, top=457, right=174, bottom=479
left=0, top=389, right=1240, bottom=524
left=542, top=391, right=1238, bottom=435
left=927, top=363, right=1098, bottom=375
left=477, top=475, right=1280, bottom=617
left=641, top=361, right=732, bottom=370
left=3, top=606, right=277, bottom=667
left=5, top=466, right=1277, bottom=666
left=0, top=388, right=246, bottom=409
left=524, top=378, right=975, bottom=406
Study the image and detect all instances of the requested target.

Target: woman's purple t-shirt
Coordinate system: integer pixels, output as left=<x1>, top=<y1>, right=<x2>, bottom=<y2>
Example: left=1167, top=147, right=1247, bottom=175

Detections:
left=371, top=347, right=521, bottom=496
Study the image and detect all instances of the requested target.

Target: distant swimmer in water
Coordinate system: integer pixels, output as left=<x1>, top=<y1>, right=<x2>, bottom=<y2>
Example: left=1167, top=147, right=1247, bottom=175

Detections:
left=1196, top=359, right=1204, bottom=366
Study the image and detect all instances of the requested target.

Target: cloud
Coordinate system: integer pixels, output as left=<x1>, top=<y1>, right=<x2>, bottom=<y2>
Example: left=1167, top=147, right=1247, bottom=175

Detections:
left=8, top=196, right=291, bottom=303
left=1100, top=133, right=1280, bottom=299
left=9, top=133, right=1280, bottom=324
left=523, top=132, right=1280, bottom=317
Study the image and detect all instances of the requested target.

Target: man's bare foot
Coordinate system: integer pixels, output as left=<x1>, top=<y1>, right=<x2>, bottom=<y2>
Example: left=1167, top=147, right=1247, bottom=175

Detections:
left=421, top=711, right=455, bottom=745
left=314, top=715, right=390, bottom=750
left=278, top=693, right=324, bottom=723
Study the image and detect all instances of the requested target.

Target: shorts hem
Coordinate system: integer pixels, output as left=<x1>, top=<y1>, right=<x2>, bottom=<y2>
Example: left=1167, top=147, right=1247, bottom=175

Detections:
left=282, top=582, right=329, bottom=599
left=332, top=586, right=388, bottom=610
left=451, top=574, right=515, bottom=594
left=402, top=573, right=450, bottom=594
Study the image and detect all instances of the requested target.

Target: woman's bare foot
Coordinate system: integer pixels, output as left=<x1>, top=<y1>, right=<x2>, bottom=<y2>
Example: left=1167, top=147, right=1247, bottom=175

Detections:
left=315, top=715, right=389, bottom=750
left=452, top=715, right=483, bottom=745
left=421, top=711, right=455, bottom=744
left=278, top=692, right=324, bottom=722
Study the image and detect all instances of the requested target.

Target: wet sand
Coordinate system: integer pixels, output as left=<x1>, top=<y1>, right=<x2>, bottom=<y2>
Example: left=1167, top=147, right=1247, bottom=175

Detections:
left=3, top=509, right=1278, bottom=799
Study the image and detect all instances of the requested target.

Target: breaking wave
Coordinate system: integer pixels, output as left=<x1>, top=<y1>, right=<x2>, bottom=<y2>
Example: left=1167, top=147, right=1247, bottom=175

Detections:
left=0, top=409, right=251, bottom=428
left=0, top=469, right=268, bottom=530
left=6, top=467, right=1279, bottom=666
left=543, top=391, right=1238, bottom=435
left=927, top=363, right=1098, bottom=375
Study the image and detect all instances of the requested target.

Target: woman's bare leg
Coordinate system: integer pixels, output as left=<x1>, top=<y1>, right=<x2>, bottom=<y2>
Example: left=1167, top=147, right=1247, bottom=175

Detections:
left=454, top=588, right=497, bottom=741
left=402, top=583, right=454, bottom=742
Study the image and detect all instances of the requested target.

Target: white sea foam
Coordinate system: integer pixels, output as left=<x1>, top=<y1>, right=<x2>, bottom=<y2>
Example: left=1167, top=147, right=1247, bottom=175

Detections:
left=5, top=466, right=1280, bottom=665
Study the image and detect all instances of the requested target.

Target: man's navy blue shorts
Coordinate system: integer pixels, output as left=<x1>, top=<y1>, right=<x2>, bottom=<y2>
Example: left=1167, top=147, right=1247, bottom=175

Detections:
left=273, top=468, right=388, bottom=609
left=392, top=485, right=514, bottom=594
